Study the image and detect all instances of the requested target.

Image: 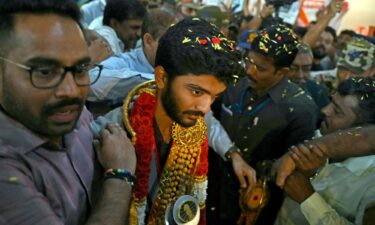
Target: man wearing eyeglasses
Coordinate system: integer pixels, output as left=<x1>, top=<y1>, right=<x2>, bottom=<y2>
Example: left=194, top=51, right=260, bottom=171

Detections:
left=287, top=43, right=331, bottom=126
left=0, top=0, right=136, bottom=225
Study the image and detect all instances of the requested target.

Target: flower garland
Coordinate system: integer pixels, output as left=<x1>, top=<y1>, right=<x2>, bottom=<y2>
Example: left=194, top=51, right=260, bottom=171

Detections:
left=128, top=90, right=158, bottom=200
left=124, top=87, right=209, bottom=225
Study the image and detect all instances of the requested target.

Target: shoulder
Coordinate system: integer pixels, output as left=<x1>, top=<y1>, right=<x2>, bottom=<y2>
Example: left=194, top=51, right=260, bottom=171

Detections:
left=100, top=53, right=132, bottom=69
left=223, top=77, right=249, bottom=102
left=282, top=81, right=317, bottom=109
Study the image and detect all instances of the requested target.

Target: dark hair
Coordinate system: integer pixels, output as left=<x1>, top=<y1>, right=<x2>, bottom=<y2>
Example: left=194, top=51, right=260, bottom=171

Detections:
left=324, top=26, right=337, bottom=42
left=155, top=17, right=243, bottom=86
left=250, top=24, right=300, bottom=69
left=338, top=77, right=375, bottom=124
left=0, top=0, right=81, bottom=54
left=297, top=43, right=313, bottom=58
left=103, top=0, right=146, bottom=26
left=141, top=8, right=177, bottom=41
left=293, top=26, right=308, bottom=38
left=340, top=29, right=356, bottom=37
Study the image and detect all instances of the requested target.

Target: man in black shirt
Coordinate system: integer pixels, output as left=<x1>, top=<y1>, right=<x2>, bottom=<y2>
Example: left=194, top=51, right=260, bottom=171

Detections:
left=207, top=24, right=318, bottom=225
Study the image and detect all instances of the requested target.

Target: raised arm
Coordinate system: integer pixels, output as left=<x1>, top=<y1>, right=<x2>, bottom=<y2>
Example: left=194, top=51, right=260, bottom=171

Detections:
left=302, top=0, right=343, bottom=47
left=276, top=125, right=375, bottom=187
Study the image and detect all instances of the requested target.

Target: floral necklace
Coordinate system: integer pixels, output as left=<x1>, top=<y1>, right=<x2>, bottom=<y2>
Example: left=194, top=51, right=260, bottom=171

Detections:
left=123, top=84, right=208, bottom=225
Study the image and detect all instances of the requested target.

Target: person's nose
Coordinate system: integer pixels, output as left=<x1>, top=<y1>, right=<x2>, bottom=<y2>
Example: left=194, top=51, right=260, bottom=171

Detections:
left=135, top=28, right=141, bottom=38
left=55, top=72, right=80, bottom=98
left=246, top=64, right=257, bottom=77
left=321, top=103, right=333, bottom=117
left=196, top=95, right=213, bottom=115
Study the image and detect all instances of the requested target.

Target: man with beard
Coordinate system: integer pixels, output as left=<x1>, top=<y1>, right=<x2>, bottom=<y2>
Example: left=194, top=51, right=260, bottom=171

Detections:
left=92, top=0, right=146, bottom=54
left=301, top=0, right=343, bottom=71
left=0, top=0, right=136, bottom=224
left=274, top=77, right=375, bottom=225
left=92, top=17, right=244, bottom=225
left=311, top=26, right=337, bottom=71
left=207, top=24, right=318, bottom=225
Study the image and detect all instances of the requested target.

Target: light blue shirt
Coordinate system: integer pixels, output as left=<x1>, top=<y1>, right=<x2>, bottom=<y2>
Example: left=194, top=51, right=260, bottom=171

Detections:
left=80, top=0, right=106, bottom=27
left=274, top=156, right=375, bottom=225
left=91, top=109, right=233, bottom=161
left=89, top=47, right=154, bottom=102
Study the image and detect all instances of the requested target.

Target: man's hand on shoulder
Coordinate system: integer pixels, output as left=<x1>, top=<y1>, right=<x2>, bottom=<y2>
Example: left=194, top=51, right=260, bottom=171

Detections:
left=94, top=122, right=136, bottom=173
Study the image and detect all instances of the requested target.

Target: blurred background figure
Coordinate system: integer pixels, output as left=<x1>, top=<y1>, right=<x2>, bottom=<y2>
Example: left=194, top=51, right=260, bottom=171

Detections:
left=287, top=43, right=331, bottom=125
left=197, top=5, right=230, bottom=37
left=84, top=29, right=114, bottom=64
left=80, top=0, right=106, bottom=27
left=178, top=0, right=201, bottom=17
left=89, top=0, right=146, bottom=53
left=336, top=37, right=375, bottom=81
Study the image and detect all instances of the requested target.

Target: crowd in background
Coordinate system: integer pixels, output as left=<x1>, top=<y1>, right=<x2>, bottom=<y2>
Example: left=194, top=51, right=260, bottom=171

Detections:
left=0, top=0, right=374, bottom=225
left=81, top=0, right=375, bottom=224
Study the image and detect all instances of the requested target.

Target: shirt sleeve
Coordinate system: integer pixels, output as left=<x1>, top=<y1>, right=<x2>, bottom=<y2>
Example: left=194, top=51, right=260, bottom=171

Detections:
left=90, top=107, right=124, bottom=138
left=300, top=192, right=355, bottom=225
left=205, top=111, right=233, bottom=160
left=0, top=161, right=63, bottom=225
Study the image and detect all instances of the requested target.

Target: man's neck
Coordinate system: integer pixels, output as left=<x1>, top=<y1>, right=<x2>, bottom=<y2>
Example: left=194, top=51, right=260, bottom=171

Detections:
left=253, top=89, right=269, bottom=99
left=154, top=99, right=173, bottom=144
left=1, top=106, right=63, bottom=149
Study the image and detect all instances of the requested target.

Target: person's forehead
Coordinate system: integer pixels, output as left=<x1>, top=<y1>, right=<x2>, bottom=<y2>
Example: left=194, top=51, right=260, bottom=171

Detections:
left=10, top=13, right=88, bottom=62
left=248, top=51, right=274, bottom=66
left=123, top=18, right=143, bottom=25
left=333, top=93, right=358, bottom=109
left=294, top=53, right=313, bottom=64
left=172, top=74, right=226, bottom=91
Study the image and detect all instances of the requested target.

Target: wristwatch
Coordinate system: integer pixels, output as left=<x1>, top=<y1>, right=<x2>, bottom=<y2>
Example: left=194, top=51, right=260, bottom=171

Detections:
left=225, top=146, right=242, bottom=161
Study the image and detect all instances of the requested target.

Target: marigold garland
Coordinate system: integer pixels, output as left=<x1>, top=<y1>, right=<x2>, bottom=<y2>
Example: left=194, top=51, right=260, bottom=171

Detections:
left=125, top=88, right=209, bottom=225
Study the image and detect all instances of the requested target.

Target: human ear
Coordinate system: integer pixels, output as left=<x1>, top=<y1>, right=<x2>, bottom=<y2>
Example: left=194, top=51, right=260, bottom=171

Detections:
left=276, top=67, right=290, bottom=77
left=143, top=33, right=155, bottom=50
left=155, top=66, right=167, bottom=89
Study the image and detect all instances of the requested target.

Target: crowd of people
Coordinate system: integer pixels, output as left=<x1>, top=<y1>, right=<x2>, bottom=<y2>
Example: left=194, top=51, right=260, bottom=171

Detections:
left=0, top=0, right=374, bottom=225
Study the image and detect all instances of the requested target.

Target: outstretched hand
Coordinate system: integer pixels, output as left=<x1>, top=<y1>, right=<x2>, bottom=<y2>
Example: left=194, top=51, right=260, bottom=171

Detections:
left=275, top=142, right=329, bottom=188
left=289, top=143, right=327, bottom=177
left=231, top=151, right=257, bottom=189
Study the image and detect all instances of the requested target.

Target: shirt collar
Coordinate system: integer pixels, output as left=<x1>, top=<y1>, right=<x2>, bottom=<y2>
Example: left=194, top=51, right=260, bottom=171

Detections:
left=138, top=47, right=155, bottom=74
left=0, top=110, right=47, bottom=154
left=0, top=109, right=85, bottom=154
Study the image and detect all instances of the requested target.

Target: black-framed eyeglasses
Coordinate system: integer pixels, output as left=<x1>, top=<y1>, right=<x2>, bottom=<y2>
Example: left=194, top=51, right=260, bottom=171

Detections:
left=0, top=56, right=103, bottom=89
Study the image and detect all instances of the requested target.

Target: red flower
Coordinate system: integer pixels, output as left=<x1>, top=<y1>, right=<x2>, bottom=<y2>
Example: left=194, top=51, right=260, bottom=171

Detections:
left=199, top=39, right=208, bottom=45
left=129, top=91, right=209, bottom=201
left=211, top=37, right=221, bottom=44
left=130, top=92, right=158, bottom=199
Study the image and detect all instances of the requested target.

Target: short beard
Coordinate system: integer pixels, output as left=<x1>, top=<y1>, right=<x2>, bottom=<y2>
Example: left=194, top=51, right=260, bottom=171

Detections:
left=161, top=80, right=203, bottom=128
left=312, top=45, right=327, bottom=60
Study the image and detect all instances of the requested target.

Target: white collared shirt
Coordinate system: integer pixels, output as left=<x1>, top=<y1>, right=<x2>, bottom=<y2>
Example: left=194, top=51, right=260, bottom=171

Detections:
left=275, top=156, right=375, bottom=225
